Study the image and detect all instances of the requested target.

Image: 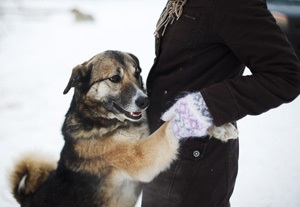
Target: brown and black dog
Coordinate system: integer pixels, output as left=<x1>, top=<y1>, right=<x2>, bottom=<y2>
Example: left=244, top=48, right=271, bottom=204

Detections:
left=10, top=51, right=179, bottom=207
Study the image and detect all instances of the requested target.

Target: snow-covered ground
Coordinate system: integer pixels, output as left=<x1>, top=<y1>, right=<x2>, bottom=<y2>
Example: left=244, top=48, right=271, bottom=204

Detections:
left=0, top=1, right=299, bottom=207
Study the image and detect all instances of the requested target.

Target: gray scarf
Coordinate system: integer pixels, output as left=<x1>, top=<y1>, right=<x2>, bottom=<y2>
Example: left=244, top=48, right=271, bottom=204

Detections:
left=155, top=0, right=188, bottom=38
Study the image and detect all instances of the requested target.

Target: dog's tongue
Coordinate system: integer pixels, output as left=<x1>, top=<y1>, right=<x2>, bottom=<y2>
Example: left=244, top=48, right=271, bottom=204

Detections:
left=130, top=112, right=142, bottom=117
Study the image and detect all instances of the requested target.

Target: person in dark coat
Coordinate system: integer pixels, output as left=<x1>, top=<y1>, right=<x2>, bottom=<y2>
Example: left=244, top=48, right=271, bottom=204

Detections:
left=141, top=0, right=300, bottom=206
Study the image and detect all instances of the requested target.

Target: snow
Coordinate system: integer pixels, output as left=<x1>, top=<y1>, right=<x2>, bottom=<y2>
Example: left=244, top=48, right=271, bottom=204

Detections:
left=0, top=0, right=300, bottom=207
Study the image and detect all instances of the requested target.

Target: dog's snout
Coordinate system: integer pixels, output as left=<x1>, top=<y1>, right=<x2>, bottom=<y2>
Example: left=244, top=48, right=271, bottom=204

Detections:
left=135, top=96, right=149, bottom=109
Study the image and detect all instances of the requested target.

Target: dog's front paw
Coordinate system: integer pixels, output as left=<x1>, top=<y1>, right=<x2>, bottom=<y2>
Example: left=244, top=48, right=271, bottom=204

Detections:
left=207, top=123, right=239, bottom=142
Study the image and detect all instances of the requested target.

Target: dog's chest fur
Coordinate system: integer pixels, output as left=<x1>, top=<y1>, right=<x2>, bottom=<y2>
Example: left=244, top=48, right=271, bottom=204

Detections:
left=57, top=108, right=148, bottom=206
left=97, top=171, right=141, bottom=207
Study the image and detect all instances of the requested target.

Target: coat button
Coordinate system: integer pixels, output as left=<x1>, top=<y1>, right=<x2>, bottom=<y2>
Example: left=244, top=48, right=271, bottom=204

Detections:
left=193, top=150, right=200, bottom=158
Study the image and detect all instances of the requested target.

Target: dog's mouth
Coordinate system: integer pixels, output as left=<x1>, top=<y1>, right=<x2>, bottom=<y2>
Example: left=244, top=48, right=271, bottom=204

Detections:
left=113, top=103, right=142, bottom=120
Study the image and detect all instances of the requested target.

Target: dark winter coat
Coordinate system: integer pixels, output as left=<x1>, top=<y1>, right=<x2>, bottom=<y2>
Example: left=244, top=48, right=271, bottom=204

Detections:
left=142, top=0, right=300, bottom=206
left=146, top=0, right=300, bottom=132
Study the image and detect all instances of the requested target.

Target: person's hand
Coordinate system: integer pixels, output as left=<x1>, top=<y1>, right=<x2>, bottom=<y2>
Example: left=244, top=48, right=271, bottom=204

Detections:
left=161, top=92, right=213, bottom=139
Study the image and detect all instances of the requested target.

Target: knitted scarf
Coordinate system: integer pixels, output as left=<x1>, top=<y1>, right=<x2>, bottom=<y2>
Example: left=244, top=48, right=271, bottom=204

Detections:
left=155, top=0, right=188, bottom=38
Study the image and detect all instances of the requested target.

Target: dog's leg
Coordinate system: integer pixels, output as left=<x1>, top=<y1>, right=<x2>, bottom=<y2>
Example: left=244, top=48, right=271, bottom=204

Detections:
left=72, top=122, right=178, bottom=182
left=109, top=122, right=179, bottom=183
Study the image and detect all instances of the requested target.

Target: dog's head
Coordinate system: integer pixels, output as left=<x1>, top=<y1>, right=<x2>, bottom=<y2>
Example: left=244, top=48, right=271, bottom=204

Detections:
left=63, top=51, right=149, bottom=122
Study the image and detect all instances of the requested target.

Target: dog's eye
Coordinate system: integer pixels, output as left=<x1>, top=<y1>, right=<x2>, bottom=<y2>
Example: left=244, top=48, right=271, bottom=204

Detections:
left=109, top=75, right=121, bottom=83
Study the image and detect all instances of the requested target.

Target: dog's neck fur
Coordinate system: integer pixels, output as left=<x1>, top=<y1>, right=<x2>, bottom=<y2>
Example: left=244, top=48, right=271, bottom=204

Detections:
left=62, top=93, right=125, bottom=140
left=60, top=91, right=147, bottom=168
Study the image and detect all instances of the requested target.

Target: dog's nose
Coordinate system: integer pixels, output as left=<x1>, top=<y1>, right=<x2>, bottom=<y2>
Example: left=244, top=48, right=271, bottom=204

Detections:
left=135, top=96, right=149, bottom=109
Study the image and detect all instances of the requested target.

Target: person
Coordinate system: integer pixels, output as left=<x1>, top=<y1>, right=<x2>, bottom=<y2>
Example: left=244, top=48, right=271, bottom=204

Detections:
left=141, top=0, right=300, bottom=206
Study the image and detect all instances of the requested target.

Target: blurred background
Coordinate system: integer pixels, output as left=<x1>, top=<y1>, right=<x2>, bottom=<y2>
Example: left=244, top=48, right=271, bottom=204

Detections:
left=268, top=0, right=300, bottom=59
left=0, top=0, right=299, bottom=207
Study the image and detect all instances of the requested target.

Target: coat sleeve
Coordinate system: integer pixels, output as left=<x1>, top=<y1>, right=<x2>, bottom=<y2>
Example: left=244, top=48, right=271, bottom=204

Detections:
left=201, top=0, right=300, bottom=126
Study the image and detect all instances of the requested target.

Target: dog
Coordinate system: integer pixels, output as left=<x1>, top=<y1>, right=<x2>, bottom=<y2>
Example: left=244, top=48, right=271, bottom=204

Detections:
left=71, top=8, right=94, bottom=22
left=10, top=50, right=238, bottom=207
left=10, top=50, right=179, bottom=207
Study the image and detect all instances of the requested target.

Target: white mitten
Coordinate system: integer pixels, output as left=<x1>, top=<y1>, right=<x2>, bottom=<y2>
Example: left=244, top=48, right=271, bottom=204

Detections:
left=161, top=92, right=213, bottom=139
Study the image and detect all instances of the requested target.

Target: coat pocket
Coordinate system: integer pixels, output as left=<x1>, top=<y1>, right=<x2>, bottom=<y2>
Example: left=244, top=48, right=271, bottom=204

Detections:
left=145, top=138, right=208, bottom=202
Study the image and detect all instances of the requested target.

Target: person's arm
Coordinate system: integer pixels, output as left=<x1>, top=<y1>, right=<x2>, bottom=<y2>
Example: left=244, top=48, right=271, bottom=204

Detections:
left=201, top=0, right=300, bottom=126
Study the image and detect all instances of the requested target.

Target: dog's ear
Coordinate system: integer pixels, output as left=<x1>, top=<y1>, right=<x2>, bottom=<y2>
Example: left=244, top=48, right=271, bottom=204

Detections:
left=128, top=53, right=144, bottom=89
left=63, top=63, right=92, bottom=94
left=128, top=53, right=140, bottom=68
